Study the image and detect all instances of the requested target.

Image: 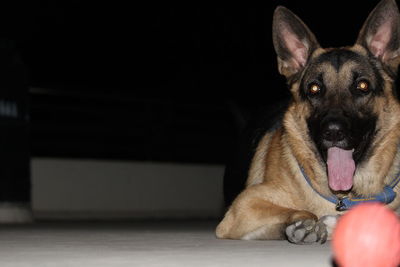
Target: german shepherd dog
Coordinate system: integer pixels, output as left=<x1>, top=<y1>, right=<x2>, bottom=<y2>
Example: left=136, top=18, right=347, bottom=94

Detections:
left=216, top=0, right=400, bottom=244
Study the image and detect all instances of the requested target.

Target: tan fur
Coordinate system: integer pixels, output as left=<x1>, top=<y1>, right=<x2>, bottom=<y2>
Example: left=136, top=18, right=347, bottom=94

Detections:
left=216, top=44, right=400, bottom=240
left=217, top=1, right=400, bottom=241
left=246, top=133, right=273, bottom=187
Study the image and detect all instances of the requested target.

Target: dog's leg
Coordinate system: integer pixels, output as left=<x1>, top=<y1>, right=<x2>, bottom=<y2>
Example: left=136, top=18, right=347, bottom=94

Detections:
left=216, top=185, right=323, bottom=242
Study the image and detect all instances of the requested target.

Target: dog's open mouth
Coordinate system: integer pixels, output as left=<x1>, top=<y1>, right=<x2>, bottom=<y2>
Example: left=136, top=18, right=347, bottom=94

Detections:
left=326, top=147, right=355, bottom=192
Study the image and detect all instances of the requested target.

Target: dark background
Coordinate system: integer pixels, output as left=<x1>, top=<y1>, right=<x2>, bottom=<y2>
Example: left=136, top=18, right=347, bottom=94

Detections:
left=0, top=0, right=382, bottom=165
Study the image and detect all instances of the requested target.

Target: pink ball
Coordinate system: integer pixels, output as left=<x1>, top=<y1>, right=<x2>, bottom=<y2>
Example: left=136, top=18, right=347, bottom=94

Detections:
left=332, top=203, right=400, bottom=267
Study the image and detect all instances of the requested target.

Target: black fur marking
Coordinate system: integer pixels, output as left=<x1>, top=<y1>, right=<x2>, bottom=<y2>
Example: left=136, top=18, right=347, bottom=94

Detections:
left=315, top=49, right=363, bottom=71
left=307, top=108, right=377, bottom=164
left=298, top=49, right=386, bottom=101
left=367, top=57, right=386, bottom=96
left=349, top=71, right=382, bottom=97
left=299, top=73, right=325, bottom=100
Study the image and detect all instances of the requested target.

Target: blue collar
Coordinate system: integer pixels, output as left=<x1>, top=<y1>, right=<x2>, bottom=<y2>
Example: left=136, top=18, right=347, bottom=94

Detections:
left=300, top=167, right=400, bottom=211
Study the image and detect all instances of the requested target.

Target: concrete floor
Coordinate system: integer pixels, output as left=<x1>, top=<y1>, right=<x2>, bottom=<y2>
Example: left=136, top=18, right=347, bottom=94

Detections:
left=0, top=221, right=333, bottom=267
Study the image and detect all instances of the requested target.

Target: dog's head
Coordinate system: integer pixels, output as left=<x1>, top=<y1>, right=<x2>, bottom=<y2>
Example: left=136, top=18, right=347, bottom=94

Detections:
left=273, top=0, right=400, bottom=192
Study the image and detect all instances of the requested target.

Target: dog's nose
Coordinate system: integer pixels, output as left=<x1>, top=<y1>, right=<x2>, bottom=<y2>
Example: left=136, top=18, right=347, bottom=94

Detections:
left=322, top=121, right=345, bottom=142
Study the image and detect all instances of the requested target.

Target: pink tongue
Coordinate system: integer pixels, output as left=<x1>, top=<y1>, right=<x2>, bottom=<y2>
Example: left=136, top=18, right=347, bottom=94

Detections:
left=327, top=147, right=355, bottom=191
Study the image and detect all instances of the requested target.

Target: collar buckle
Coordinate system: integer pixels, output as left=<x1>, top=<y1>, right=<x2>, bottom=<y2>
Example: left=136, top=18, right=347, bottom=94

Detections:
left=335, top=197, right=348, bottom=211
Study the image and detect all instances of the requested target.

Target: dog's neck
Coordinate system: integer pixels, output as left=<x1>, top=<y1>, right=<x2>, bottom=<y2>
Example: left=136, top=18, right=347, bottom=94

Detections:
left=299, top=164, right=400, bottom=211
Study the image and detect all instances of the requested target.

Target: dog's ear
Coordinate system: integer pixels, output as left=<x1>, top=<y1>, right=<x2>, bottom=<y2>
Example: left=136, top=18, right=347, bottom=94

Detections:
left=356, top=0, right=400, bottom=72
left=272, top=6, right=320, bottom=78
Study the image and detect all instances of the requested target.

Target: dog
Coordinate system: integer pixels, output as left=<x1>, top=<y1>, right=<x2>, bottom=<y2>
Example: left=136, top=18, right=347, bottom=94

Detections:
left=216, top=0, right=400, bottom=244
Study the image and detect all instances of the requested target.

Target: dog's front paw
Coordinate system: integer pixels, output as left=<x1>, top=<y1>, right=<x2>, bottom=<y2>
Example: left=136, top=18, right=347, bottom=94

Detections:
left=285, top=219, right=328, bottom=244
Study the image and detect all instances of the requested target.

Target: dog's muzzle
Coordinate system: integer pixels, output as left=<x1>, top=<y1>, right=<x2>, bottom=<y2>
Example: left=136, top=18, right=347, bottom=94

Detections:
left=320, top=115, right=356, bottom=192
left=320, top=116, right=351, bottom=150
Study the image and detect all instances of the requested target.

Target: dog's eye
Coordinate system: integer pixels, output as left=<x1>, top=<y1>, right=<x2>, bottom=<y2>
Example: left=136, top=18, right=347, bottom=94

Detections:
left=356, top=80, right=369, bottom=92
left=308, top=83, right=321, bottom=95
